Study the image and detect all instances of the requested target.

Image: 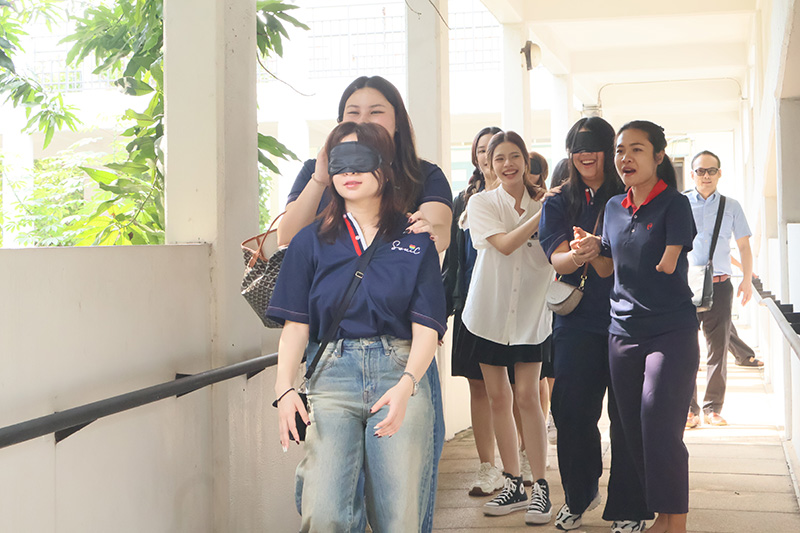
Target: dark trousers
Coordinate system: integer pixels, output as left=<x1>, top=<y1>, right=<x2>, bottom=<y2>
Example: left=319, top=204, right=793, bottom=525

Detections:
left=729, top=322, right=755, bottom=363
left=609, top=329, right=699, bottom=515
left=690, top=279, right=733, bottom=415
left=552, top=328, right=652, bottom=521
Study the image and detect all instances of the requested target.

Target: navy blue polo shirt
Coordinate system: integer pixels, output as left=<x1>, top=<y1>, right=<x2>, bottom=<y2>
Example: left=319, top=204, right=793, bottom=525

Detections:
left=539, top=185, right=615, bottom=335
left=287, top=158, right=453, bottom=213
left=266, top=216, right=447, bottom=341
left=601, top=180, right=699, bottom=338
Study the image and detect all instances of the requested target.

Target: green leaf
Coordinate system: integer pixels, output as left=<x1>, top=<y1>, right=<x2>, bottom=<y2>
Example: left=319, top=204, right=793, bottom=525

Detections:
left=275, top=12, right=310, bottom=31
left=106, top=161, right=150, bottom=174
left=0, top=36, right=15, bottom=50
left=113, top=77, right=154, bottom=96
left=258, top=150, right=280, bottom=174
left=80, top=167, right=120, bottom=185
left=42, top=125, right=55, bottom=149
left=0, top=49, right=15, bottom=73
left=258, top=133, right=299, bottom=160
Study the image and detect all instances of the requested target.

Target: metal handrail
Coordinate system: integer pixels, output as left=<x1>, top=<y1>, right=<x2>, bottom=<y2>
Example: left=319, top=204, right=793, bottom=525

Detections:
left=0, top=352, right=278, bottom=450
left=759, top=297, right=800, bottom=361
left=754, top=277, right=800, bottom=362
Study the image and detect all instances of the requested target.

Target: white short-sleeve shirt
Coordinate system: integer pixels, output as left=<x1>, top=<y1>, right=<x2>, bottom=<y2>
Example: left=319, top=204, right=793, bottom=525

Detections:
left=462, top=186, right=554, bottom=346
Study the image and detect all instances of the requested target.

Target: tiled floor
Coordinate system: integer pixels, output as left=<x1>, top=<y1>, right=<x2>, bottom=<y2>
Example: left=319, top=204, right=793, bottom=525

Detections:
left=433, top=330, right=800, bottom=532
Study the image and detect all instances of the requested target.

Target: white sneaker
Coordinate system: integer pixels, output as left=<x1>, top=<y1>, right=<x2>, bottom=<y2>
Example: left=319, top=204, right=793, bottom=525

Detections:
left=611, top=519, right=646, bottom=532
left=469, top=462, right=504, bottom=496
left=547, top=411, right=557, bottom=445
left=554, top=491, right=601, bottom=530
left=520, top=450, right=533, bottom=486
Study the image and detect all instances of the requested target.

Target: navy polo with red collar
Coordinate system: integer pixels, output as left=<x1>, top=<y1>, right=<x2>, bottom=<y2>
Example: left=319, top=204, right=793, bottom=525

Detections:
left=267, top=214, right=447, bottom=342
left=601, top=180, right=698, bottom=338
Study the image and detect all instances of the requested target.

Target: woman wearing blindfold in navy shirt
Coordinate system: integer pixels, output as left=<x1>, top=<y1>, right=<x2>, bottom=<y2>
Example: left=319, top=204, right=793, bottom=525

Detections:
left=576, top=121, right=699, bottom=533
left=269, top=122, right=447, bottom=532
left=539, top=117, right=652, bottom=533
left=276, top=76, right=452, bottom=532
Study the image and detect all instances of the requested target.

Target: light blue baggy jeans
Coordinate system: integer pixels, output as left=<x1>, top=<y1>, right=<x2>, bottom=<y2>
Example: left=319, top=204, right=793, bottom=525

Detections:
left=296, top=336, right=435, bottom=532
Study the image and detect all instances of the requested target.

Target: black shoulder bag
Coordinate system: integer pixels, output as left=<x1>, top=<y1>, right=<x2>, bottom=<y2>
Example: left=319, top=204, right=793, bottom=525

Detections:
left=272, top=238, right=380, bottom=441
left=689, top=195, right=725, bottom=312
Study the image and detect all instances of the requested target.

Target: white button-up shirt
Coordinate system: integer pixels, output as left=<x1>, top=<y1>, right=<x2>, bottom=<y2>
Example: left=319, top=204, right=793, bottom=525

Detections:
left=462, top=186, right=553, bottom=346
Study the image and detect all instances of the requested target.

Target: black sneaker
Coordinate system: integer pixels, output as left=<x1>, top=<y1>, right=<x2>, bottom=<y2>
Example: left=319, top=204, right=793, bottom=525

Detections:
left=483, top=473, right=528, bottom=516
left=525, top=478, right=553, bottom=524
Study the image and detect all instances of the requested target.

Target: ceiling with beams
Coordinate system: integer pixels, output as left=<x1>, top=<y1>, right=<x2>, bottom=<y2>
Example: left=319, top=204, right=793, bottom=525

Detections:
left=480, top=0, right=758, bottom=134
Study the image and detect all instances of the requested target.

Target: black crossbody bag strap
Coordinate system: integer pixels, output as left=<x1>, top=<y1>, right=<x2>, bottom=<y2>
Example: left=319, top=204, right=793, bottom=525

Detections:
left=708, top=195, right=726, bottom=262
left=303, top=238, right=380, bottom=381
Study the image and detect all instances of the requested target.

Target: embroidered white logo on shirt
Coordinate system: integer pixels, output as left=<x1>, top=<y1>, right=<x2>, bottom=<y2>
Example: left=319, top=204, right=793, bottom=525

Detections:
left=391, top=240, right=422, bottom=254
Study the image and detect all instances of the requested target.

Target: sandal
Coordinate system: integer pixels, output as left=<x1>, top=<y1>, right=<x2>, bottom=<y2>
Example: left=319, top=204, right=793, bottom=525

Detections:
left=735, top=356, right=764, bottom=367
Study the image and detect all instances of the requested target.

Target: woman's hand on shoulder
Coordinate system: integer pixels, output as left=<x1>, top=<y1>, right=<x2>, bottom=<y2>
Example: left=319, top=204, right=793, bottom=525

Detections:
left=544, top=184, right=563, bottom=200
left=371, top=378, right=414, bottom=438
left=277, top=389, right=309, bottom=451
left=406, top=211, right=437, bottom=244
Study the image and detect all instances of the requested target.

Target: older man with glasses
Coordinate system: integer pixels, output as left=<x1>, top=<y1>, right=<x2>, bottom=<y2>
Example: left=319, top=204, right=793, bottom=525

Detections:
left=684, top=151, right=754, bottom=429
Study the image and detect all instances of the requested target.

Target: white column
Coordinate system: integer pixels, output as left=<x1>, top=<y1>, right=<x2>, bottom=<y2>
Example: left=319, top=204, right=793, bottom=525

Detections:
left=406, top=0, right=450, bottom=169
left=164, top=0, right=273, bottom=530
left=776, top=98, right=800, bottom=302
left=501, top=23, right=531, bottom=141
left=550, top=74, right=574, bottom=160
left=406, top=0, right=466, bottom=437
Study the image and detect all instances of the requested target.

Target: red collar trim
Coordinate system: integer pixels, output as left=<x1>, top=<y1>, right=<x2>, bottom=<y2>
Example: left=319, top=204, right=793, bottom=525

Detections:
left=620, top=179, right=667, bottom=213
left=343, top=215, right=363, bottom=256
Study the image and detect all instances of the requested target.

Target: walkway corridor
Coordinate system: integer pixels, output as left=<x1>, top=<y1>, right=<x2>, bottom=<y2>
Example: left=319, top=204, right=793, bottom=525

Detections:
left=433, top=325, right=800, bottom=532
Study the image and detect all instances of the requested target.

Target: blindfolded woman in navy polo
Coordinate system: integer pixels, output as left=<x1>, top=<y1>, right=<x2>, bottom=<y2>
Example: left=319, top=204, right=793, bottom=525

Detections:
left=575, top=120, right=699, bottom=533
left=275, top=77, right=452, bottom=532
left=538, top=117, right=651, bottom=531
left=268, top=122, right=447, bottom=532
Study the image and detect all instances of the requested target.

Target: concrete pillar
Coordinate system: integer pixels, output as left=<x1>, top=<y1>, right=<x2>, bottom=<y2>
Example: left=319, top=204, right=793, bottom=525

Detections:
left=164, top=0, right=269, bottom=530
left=500, top=23, right=532, bottom=141
left=406, top=0, right=450, bottom=169
left=776, top=98, right=800, bottom=303
left=406, top=0, right=466, bottom=437
left=551, top=74, right=574, bottom=159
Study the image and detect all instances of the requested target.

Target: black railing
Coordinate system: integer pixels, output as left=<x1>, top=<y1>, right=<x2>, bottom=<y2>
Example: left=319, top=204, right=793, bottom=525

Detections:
left=754, top=278, right=800, bottom=360
left=0, top=353, right=278, bottom=450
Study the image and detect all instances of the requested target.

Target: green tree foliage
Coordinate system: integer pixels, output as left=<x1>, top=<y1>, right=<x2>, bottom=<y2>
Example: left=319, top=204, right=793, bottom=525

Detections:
left=0, top=0, right=81, bottom=148
left=1, top=0, right=307, bottom=245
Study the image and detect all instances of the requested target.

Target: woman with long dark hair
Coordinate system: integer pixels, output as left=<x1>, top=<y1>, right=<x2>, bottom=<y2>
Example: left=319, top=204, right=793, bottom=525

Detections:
left=539, top=117, right=652, bottom=532
left=578, top=120, right=699, bottom=533
left=460, top=131, right=553, bottom=525
left=442, top=126, right=507, bottom=496
left=270, top=122, right=447, bottom=531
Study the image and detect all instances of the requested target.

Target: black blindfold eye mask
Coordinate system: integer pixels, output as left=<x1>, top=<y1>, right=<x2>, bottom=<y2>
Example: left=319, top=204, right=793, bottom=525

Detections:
left=529, top=158, right=542, bottom=175
left=571, top=131, right=607, bottom=154
left=328, top=141, right=382, bottom=176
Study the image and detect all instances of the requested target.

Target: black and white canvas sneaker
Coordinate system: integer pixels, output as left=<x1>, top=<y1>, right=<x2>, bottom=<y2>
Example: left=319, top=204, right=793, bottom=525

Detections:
left=483, top=473, right=528, bottom=516
left=525, top=478, right=553, bottom=525
left=554, top=491, right=601, bottom=530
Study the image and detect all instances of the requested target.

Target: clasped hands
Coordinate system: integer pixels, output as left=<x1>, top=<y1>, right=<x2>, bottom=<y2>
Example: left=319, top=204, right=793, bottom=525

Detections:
left=569, top=226, right=601, bottom=266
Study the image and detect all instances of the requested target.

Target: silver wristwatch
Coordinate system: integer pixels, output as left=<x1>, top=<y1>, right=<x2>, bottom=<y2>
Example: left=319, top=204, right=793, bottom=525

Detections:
left=402, top=371, right=419, bottom=396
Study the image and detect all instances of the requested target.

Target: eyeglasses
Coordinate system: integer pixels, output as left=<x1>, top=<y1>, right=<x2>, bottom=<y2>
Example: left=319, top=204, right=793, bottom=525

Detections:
left=693, top=167, right=719, bottom=176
